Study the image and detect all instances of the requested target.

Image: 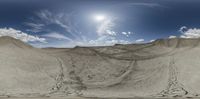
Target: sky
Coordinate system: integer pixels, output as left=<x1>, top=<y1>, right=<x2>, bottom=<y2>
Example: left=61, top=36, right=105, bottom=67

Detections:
left=1, top=0, right=200, bottom=47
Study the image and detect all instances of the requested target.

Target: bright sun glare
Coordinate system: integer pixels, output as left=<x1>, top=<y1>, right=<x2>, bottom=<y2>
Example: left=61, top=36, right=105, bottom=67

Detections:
left=94, top=15, right=106, bottom=22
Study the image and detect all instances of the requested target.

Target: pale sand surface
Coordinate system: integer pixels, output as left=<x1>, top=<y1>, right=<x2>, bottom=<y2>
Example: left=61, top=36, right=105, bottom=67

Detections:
left=1, top=98, right=200, bottom=99
left=1, top=36, right=200, bottom=98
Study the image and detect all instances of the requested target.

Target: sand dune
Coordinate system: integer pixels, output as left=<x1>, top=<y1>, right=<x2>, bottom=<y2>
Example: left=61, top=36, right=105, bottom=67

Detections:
left=0, top=36, right=200, bottom=98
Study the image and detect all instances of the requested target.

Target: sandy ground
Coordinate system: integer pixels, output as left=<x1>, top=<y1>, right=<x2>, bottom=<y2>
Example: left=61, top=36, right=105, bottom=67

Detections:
left=0, top=98, right=87, bottom=99
left=1, top=36, right=200, bottom=98
left=1, top=97, right=200, bottom=99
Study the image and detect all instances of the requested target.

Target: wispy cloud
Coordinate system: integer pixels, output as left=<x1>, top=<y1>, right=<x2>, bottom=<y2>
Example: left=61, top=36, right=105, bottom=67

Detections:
left=25, top=23, right=45, bottom=33
left=135, top=39, right=144, bottom=43
left=0, top=28, right=46, bottom=42
left=42, top=32, right=73, bottom=41
left=25, top=10, right=133, bottom=47
left=26, top=10, right=81, bottom=40
left=127, top=3, right=168, bottom=8
left=97, top=17, right=116, bottom=36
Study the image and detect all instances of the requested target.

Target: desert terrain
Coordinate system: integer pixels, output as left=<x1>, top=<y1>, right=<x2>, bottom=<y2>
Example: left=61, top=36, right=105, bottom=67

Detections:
left=1, top=36, right=200, bottom=99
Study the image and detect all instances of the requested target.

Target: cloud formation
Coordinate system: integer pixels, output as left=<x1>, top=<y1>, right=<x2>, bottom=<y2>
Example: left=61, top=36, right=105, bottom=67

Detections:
left=26, top=10, right=81, bottom=40
left=87, top=36, right=130, bottom=46
left=180, top=27, right=200, bottom=38
left=25, top=10, right=133, bottom=47
left=0, top=28, right=46, bottom=42
left=169, top=35, right=177, bottom=38
left=179, top=26, right=187, bottom=33
left=105, top=30, right=117, bottom=36
left=25, top=23, right=45, bottom=33
left=127, top=3, right=168, bottom=8
left=97, top=17, right=116, bottom=36
left=42, top=32, right=73, bottom=41
left=121, top=31, right=132, bottom=37
left=135, top=39, right=144, bottom=43
left=150, top=39, right=155, bottom=42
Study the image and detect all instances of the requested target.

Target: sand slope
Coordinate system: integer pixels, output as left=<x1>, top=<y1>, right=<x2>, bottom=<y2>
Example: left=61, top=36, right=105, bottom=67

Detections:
left=0, top=36, right=61, bottom=96
left=1, top=36, right=200, bottom=98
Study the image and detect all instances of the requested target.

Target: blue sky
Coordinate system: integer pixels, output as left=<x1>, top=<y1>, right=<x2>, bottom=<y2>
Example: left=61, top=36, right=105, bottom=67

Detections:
left=1, top=0, right=200, bottom=47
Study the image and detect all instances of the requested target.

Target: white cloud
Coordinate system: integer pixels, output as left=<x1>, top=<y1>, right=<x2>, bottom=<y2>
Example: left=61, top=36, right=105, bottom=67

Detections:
left=169, top=35, right=177, bottom=38
left=179, top=26, right=187, bottom=33
left=121, top=31, right=132, bottom=37
left=42, top=32, right=73, bottom=41
left=25, top=10, right=136, bottom=47
left=135, top=39, right=144, bottom=43
left=180, top=27, right=200, bottom=38
left=127, top=3, right=168, bottom=8
left=42, top=36, right=130, bottom=48
left=0, top=28, right=46, bottom=42
left=65, top=36, right=130, bottom=47
left=25, top=23, right=45, bottom=33
left=97, top=17, right=116, bottom=36
left=122, top=32, right=127, bottom=35
left=106, top=30, right=116, bottom=36
left=87, top=36, right=129, bottom=46
left=150, top=39, right=155, bottom=42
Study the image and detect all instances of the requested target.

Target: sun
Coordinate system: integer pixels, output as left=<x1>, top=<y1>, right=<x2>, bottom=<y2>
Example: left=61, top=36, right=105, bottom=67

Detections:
left=94, top=15, right=106, bottom=22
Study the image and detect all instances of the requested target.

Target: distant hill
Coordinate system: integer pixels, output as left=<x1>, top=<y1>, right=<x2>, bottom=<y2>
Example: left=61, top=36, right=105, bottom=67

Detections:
left=0, top=36, right=33, bottom=49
